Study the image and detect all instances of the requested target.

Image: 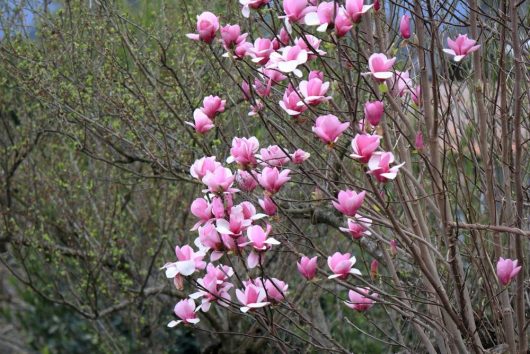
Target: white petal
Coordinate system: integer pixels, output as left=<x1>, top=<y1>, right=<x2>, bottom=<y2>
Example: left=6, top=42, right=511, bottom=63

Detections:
left=176, top=260, right=196, bottom=276
left=304, top=12, right=321, bottom=26
left=265, top=237, right=281, bottom=245
left=187, top=318, right=201, bottom=324
left=167, top=320, right=181, bottom=327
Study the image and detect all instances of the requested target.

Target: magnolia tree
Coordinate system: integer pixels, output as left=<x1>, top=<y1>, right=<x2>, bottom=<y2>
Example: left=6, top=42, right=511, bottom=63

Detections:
left=162, top=0, right=528, bottom=353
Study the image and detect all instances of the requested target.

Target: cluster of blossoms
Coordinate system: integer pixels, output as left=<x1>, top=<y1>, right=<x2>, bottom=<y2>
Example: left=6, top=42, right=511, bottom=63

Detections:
left=167, top=0, right=519, bottom=329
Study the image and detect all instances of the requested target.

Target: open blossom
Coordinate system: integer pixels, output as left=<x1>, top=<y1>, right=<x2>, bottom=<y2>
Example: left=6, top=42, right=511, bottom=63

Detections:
left=236, top=283, right=270, bottom=313
left=443, top=34, right=480, bottom=62
left=259, top=195, right=277, bottom=216
left=366, top=53, right=396, bottom=81
left=253, top=78, right=272, bottom=97
left=304, top=1, right=338, bottom=32
left=333, top=189, right=366, bottom=216
left=197, top=224, right=224, bottom=261
left=226, top=137, right=259, bottom=166
left=268, top=45, right=308, bottom=77
left=190, top=156, right=221, bottom=180
left=297, top=256, right=318, bottom=280
left=291, top=149, right=310, bottom=164
left=328, top=252, right=362, bottom=279
left=249, top=38, right=275, bottom=65
left=282, top=0, right=316, bottom=24
left=186, top=109, right=214, bottom=134
left=364, top=101, right=384, bottom=126
left=239, top=201, right=267, bottom=221
left=496, top=258, right=522, bottom=286
left=295, top=35, right=326, bottom=59
left=258, top=145, right=290, bottom=167
left=168, top=299, right=200, bottom=327
left=202, top=166, right=236, bottom=193
left=279, top=85, right=307, bottom=116
left=220, top=24, right=247, bottom=50
left=186, top=12, right=219, bottom=43
left=201, top=95, right=225, bottom=119
left=351, top=134, right=381, bottom=163
left=236, top=170, right=258, bottom=192
left=258, top=167, right=291, bottom=194
left=312, top=114, right=350, bottom=144
left=190, top=264, right=234, bottom=312
left=345, top=288, right=378, bottom=311
left=210, top=196, right=227, bottom=219
left=264, top=278, right=288, bottom=302
left=367, top=151, right=405, bottom=182
left=215, top=205, right=253, bottom=236
left=240, top=0, right=270, bottom=18
left=298, top=76, right=331, bottom=106
left=344, top=0, right=373, bottom=23
left=162, top=245, right=206, bottom=279
left=399, top=14, right=411, bottom=39
left=239, top=224, right=280, bottom=269
left=339, top=215, right=372, bottom=239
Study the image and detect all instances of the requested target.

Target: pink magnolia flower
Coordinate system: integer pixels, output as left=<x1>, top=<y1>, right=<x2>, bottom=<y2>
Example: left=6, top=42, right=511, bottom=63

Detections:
left=259, top=68, right=287, bottom=85
left=298, top=77, right=331, bottom=106
left=236, top=283, right=270, bottom=313
left=162, top=245, right=206, bottom=279
left=364, top=101, right=384, bottom=126
left=190, top=198, right=213, bottom=230
left=388, top=71, right=412, bottom=97
left=345, top=288, right=378, bottom=311
left=312, top=114, right=350, bottom=144
left=335, top=9, right=353, bottom=37
left=367, top=151, right=405, bottom=182
left=186, top=109, right=215, bottom=134
left=220, top=24, right=247, bottom=50
left=399, top=14, right=411, bottom=39
left=411, top=85, right=421, bottom=106
left=258, top=145, right=290, bottom=167
left=201, top=95, right=226, bottom=119
left=304, top=1, right=338, bottom=32
left=249, top=38, right=275, bottom=65
left=233, top=41, right=253, bottom=59
left=279, top=85, right=307, bottom=116
left=295, top=35, right=326, bottom=59
left=264, top=278, right=288, bottom=302
left=197, top=224, right=224, bottom=261
left=278, top=28, right=290, bottom=45
left=202, top=166, right=236, bottom=193
left=297, top=256, right=318, bottom=280
left=443, top=34, right=480, bottom=62
left=210, top=196, right=226, bottom=219
left=344, top=0, right=373, bottom=23
left=370, top=259, right=379, bottom=280
left=168, top=299, right=200, bottom=327
left=186, top=12, right=219, bottom=43
left=367, top=53, right=396, bottom=81
left=226, top=137, right=259, bottom=166
left=190, top=156, right=221, bottom=181
left=236, top=170, right=258, bottom=192
left=309, top=70, right=323, bottom=80
left=243, top=224, right=280, bottom=269
left=283, top=0, right=316, bottom=23
left=215, top=205, right=253, bottom=236
left=333, top=189, right=366, bottom=216
left=339, top=215, right=372, bottom=239
left=496, top=258, right=522, bottom=286
left=240, top=0, right=270, bottom=18
left=415, top=131, right=424, bottom=151
left=258, top=167, right=291, bottom=194
left=327, top=252, right=362, bottom=279
left=239, top=201, right=267, bottom=221
left=259, top=194, right=277, bottom=216
left=291, top=149, right=310, bottom=164
left=268, top=45, right=308, bottom=77
left=190, top=275, right=233, bottom=312
left=253, top=78, right=272, bottom=97
left=351, top=134, right=381, bottom=163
